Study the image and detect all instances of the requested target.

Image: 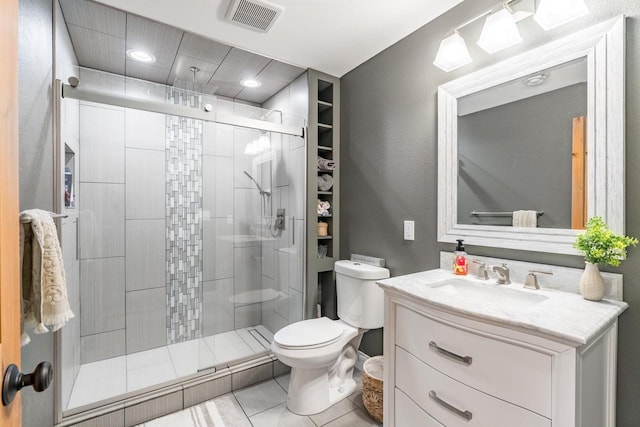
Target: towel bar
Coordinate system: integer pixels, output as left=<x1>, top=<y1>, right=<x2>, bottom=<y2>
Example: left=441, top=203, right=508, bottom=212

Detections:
left=20, top=212, right=68, bottom=224
left=470, top=211, right=544, bottom=217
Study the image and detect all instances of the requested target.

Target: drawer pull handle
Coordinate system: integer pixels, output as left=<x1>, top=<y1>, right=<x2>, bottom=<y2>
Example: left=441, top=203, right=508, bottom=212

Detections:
left=429, top=341, right=472, bottom=366
left=429, top=391, right=473, bottom=421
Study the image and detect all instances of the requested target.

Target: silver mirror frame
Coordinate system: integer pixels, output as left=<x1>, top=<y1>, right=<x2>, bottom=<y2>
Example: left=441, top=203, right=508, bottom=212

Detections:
left=437, top=16, right=625, bottom=256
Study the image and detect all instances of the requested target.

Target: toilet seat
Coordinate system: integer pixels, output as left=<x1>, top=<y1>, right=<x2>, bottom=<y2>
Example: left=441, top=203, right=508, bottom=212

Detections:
left=274, top=317, right=345, bottom=350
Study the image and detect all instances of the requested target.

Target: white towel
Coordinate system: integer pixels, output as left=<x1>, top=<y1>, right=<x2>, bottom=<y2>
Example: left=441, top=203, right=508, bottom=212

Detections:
left=20, top=209, right=74, bottom=346
left=317, top=174, right=334, bottom=191
left=317, top=156, right=336, bottom=171
left=513, top=210, right=537, bottom=228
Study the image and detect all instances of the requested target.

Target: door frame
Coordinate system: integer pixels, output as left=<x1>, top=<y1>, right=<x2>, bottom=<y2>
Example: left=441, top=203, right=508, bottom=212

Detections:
left=0, top=0, right=23, bottom=424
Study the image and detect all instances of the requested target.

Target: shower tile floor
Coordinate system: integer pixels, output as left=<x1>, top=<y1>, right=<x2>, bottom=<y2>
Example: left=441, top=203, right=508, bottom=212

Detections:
left=136, top=371, right=382, bottom=427
left=67, top=325, right=274, bottom=410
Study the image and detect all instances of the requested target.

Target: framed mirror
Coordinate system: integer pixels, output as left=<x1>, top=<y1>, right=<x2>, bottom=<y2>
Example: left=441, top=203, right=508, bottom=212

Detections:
left=437, top=16, right=625, bottom=255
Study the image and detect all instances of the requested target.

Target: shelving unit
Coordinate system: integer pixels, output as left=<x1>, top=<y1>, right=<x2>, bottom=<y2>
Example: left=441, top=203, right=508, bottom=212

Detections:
left=306, top=70, right=340, bottom=320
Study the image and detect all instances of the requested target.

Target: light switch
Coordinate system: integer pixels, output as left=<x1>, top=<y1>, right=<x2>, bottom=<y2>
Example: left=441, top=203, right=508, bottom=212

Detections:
left=404, top=220, right=415, bottom=240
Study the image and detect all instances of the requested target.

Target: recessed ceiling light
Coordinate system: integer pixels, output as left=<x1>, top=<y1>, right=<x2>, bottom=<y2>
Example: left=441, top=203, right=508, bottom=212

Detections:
left=523, top=72, right=549, bottom=86
left=241, top=78, right=262, bottom=88
left=126, top=49, right=156, bottom=63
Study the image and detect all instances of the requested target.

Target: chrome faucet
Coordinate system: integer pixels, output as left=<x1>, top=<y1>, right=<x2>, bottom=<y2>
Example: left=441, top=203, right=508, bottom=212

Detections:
left=491, top=263, right=511, bottom=285
left=472, top=260, right=489, bottom=280
left=524, top=270, right=553, bottom=290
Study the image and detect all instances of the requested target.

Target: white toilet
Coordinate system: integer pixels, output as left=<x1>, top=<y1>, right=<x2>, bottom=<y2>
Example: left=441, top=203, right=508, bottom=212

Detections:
left=271, top=260, right=390, bottom=415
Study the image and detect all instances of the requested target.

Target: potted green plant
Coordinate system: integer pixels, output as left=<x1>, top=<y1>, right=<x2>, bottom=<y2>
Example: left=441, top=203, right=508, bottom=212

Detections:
left=574, top=216, right=637, bottom=301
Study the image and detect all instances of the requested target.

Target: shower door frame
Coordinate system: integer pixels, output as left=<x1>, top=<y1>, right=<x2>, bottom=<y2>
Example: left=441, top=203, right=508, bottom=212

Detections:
left=61, top=83, right=305, bottom=138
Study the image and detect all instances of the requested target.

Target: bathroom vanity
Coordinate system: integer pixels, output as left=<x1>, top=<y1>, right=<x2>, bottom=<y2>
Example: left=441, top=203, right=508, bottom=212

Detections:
left=378, top=258, right=627, bottom=427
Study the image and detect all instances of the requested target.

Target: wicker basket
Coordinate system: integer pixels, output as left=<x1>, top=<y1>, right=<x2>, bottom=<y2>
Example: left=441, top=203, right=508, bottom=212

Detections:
left=362, top=356, right=384, bottom=423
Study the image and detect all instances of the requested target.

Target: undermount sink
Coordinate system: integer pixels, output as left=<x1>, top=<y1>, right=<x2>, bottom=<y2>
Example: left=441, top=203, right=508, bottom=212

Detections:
left=429, top=278, right=548, bottom=310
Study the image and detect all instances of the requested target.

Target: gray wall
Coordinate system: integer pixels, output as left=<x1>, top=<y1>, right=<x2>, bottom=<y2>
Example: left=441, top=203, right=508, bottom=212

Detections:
left=18, top=0, right=56, bottom=426
left=457, top=83, right=587, bottom=228
left=340, top=1, right=640, bottom=425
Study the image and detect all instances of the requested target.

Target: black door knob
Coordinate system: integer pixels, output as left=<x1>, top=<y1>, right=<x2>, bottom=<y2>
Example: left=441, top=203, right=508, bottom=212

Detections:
left=2, top=362, right=53, bottom=406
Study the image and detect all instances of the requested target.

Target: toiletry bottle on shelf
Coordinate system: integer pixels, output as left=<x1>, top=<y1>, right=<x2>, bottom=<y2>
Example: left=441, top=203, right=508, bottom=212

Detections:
left=453, top=239, right=468, bottom=276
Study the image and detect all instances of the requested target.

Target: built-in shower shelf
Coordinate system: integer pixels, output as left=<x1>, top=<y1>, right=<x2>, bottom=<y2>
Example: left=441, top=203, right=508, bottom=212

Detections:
left=318, top=215, right=332, bottom=218
left=318, top=123, right=333, bottom=132
left=317, top=235, right=333, bottom=240
left=318, top=191, right=332, bottom=195
left=318, top=145, right=332, bottom=152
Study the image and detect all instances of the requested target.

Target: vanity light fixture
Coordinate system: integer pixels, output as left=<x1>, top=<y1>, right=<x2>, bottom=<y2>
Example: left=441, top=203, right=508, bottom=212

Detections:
left=433, top=0, right=589, bottom=72
left=126, top=49, right=156, bottom=63
left=241, top=78, right=262, bottom=88
left=533, top=0, right=589, bottom=31
left=477, top=7, right=522, bottom=54
left=433, top=30, right=472, bottom=72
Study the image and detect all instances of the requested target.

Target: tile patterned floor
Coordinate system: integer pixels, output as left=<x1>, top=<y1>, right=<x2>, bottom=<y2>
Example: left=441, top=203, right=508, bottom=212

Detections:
left=138, top=372, right=382, bottom=427
left=68, top=326, right=272, bottom=410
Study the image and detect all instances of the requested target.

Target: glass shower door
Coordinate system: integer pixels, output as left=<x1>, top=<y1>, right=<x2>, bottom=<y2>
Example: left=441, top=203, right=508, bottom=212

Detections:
left=58, top=72, right=306, bottom=413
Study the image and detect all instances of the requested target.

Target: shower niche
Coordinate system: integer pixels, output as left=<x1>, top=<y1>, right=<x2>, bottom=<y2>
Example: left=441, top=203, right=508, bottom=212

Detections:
left=64, top=144, right=75, bottom=209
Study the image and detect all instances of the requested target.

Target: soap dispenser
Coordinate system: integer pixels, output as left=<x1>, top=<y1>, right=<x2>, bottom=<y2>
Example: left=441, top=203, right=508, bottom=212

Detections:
left=453, top=239, right=468, bottom=276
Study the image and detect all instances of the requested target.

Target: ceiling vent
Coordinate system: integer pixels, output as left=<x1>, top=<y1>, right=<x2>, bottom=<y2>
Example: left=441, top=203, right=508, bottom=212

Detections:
left=226, top=0, right=283, bottom=33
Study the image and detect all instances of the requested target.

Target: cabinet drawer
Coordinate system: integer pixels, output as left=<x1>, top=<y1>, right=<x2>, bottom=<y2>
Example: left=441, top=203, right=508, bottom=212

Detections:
left=396, top=347, right=551, bottom=427
left=395, top=305, right=552, bottom=417
left=396, top=388, right=444, bottom=427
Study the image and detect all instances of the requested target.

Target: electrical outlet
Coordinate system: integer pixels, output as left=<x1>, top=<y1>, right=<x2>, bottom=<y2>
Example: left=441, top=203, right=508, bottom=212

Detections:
left=404, top=220, right=415, bottom=240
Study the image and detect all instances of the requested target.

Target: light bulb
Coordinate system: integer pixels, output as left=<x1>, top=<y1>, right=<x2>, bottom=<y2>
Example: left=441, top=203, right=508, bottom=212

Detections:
left=433, top=31, right=472, bottom=72
left=477, top=8, right=522, bottom=54
left=534, top=0, right=589, bottom=31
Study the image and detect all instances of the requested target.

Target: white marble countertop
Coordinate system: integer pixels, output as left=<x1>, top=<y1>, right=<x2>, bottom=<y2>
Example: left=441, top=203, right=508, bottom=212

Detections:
left=377, top=269, right=628, bottom=346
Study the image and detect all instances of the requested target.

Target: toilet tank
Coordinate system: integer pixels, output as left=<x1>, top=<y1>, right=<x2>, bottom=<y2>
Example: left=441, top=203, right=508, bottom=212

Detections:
left=335, top=260, right=390, bottom=329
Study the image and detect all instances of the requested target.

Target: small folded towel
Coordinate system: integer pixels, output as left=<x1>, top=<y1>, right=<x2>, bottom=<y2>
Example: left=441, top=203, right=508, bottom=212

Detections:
left=318, top=156, right=336, bottom=171
left=513, top=210, right=538, bottom=228
left=20, top=209, right=74, bottom=346
left=317, top=199, right=331, bottom=216
left=317, top=174, right=334, bottom=191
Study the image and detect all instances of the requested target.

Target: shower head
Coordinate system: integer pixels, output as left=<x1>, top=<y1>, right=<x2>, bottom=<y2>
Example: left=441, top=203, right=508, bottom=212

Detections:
left=243, top=171, right=270, bottom=196
left=260, top=109, right=283, bottom=122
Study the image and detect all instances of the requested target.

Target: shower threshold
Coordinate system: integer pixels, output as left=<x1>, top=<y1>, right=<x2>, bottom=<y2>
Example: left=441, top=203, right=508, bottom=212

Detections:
left=66, top=325, right=274, bottom=411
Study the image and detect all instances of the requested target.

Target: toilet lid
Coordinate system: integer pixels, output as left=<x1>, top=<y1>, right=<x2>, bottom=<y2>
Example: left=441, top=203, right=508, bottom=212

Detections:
left=274, top=317, right=345, bottom=349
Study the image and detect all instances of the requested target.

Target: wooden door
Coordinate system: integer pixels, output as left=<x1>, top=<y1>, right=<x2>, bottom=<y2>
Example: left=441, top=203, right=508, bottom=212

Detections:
left=0, top=0, right=23, bottom=425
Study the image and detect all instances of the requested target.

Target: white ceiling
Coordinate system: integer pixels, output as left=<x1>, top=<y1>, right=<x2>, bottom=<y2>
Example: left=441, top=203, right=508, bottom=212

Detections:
left=94, top=0, right=463, bottom=77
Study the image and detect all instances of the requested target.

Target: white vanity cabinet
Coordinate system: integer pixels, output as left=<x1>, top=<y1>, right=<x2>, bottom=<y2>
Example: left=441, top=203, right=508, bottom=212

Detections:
left=381, top=285, right=623, bottom=427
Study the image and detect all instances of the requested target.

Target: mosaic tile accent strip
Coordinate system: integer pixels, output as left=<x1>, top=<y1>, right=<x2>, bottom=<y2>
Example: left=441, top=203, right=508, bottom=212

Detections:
left=166, top=89, right=204, bottom=344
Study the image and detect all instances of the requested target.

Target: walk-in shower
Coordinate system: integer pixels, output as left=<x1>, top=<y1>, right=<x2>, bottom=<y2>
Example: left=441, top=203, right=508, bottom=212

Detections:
left=57, top=69, right=307, bottom=416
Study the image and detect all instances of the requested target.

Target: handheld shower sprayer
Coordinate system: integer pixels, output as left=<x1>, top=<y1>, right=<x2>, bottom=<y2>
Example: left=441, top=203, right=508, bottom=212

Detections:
left=243, top=171, right=270, bottom=197
left=243, top=171, right=285, bottom=237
